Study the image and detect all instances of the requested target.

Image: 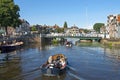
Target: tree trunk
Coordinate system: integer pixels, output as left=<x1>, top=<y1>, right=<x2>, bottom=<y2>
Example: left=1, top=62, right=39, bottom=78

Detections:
left=5, top=26, right=8, bottom=36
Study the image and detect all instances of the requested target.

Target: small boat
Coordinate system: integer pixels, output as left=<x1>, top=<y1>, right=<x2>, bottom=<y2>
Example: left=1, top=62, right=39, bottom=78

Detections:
left=40, top=54, right=67, bottom=76
left=0, top=41, right=23, bottom=53
left=65, top=41, right=72, bottom=47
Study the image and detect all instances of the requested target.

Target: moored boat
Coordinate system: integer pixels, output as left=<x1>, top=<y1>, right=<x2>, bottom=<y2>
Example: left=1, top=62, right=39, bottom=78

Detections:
left=40, top=54, right=67, bottom=76
left=0, top=41, right=23, bottom=53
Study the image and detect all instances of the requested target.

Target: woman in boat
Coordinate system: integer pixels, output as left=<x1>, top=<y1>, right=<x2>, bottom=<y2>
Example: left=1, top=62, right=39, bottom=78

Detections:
left=40, top=54, right=67, bottom=76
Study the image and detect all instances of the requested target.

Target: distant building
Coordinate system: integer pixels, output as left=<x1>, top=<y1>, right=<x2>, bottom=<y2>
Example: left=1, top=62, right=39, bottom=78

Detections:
left=64, top=28, right=70, bottom=34
left=53, top=24, right=59, bottom=29
left=0, top=27, right=5, bottom=36
left=107, top=14, right=120, bottom=39
left=100, top=26, right=106, bottom=34
left=16, top=19, right=30, bottom=35
left=0, top=26, right=15, bottom=36
left=69, top=25, right=79, bottom=36
left=79, top=28, right=85, bottom=34
left=64, top=25, right=80, bottom=36
left=7, top=27, right=15, bottom=35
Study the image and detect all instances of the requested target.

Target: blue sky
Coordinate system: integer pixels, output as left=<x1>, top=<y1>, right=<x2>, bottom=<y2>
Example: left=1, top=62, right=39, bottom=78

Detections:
left=14, top=0, right=120, bottom=28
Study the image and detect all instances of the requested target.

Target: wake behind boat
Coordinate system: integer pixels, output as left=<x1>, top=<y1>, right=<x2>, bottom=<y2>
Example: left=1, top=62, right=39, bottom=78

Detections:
left=40, top=54, right=67, bottom=76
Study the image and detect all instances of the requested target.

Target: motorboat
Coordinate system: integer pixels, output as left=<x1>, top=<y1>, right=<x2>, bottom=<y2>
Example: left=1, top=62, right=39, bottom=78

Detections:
left=0, top=41, right=23, bottom=53
left=40, top=54, right=67, bottom=76
left=65, top=41, right=72, bottom=47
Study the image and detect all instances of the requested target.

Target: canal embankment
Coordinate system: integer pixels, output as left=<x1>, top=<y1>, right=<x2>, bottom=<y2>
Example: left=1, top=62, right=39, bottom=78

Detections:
left=0, top=34, right=42, bottom=45
left=101, top=39, right=120, bottom=47
left=0, top=34, right=66, bottom=46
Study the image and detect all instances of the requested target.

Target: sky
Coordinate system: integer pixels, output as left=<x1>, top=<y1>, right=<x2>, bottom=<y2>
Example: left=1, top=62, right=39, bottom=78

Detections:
left=14, top=0, right=120, bottom=29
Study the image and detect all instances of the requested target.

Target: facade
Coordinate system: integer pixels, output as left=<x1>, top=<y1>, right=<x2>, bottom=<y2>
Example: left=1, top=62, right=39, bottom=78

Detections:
left=0, top=27, right=5, bottom=36
left=7, top=27, right=15, bottom=35
left=100, top=26, right=106, bottom=34
left=0, top=26, right=15, bottom=36
left=107, top=14, right=120, bottom=39
left=69, top=25, right=79, bottom=36
left=16, top=19, right=30, bottom=35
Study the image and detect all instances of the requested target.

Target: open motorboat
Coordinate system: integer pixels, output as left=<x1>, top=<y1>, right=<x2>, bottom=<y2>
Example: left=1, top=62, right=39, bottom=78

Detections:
left=40, top=54, right=67, bottom=76
left=65, top=41, right=72, bottom=47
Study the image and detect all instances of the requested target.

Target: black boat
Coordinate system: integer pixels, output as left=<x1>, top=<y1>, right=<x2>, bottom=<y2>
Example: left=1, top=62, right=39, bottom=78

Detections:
left=0, top=41, right=23, bottom=53
left=40, top=54, right=67, bottom=76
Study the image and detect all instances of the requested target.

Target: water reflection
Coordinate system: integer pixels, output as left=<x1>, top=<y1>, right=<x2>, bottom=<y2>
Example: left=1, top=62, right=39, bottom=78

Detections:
left=104, top=47, right=120, bottom=60
left=39, top=74, right=66, bottom=80
left=0, top=42, right=120, bottom=80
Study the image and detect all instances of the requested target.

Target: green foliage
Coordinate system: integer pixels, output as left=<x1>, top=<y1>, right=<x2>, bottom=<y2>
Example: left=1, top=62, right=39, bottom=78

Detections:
left=31, top=25, right=37, bottom=31
left=52, top=38, right=59, bottom=44
left=56, top=28, right=64, bottom=33
left=84, top=29, right=90, bottom=33
left=93, top=23, right=104, bottom=33
left=63, top=21, right=68, bottom=28
left=0, top=0, right=20, bottom=34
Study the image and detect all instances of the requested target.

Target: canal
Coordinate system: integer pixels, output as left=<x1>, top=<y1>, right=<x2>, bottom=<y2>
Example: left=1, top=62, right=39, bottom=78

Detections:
left=0, top=42, right=120, bottom=80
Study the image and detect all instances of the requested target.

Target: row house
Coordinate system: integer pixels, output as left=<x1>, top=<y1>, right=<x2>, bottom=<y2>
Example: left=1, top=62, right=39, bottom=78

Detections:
left=0, top=26, right=15, bottom=36
left=31, top=24, right=54, bottom=34
left=65, top=25, right=79, bottom=36
left=107, top=14, right=120, bottom=39
left=7, top=27, right=15, bottom=36
left=70, top=25, right=79, bottom=36
left=16, top=19, right=30, bottom=35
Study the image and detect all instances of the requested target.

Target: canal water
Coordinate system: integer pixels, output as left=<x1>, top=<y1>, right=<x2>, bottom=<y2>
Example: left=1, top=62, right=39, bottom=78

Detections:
left=0, top=42, right=120, bottom=80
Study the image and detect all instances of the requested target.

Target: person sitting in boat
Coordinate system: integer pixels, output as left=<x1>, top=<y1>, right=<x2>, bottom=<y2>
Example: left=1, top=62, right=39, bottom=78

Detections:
left=45, top=54, right=66, bottom=68
left=54, top=56, right=61, bottom=68
left=48, top=56, right=52, bottom=64
left=59, top=58, right=66, bottom=69
left=45, top=56, right=54, bottom=68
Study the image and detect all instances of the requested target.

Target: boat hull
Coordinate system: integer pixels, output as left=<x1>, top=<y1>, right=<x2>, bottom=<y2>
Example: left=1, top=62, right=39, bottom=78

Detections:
left=0, top=45, right=16, bottom=53
left=41, top=66, right=67, bottom=76
left=0, top=42, right=23, bottom=53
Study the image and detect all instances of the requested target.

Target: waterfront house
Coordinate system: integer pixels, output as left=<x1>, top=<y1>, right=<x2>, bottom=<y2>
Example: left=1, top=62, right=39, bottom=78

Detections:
left=16, top=19, right=30, bottom=35
left=107, top=14, right=120, bottom=39
left=69, top=25, right=80, bottom=36
left=7, top=27, right=16, bottom=36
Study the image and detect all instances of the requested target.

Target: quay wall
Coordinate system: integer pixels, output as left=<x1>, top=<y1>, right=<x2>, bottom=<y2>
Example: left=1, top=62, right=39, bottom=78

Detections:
left=100, top=39, right=120, bottom=47
left=0, top=34, right=43, bottom=45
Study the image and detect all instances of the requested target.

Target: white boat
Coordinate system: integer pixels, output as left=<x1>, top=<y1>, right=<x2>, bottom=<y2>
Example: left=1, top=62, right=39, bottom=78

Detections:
left=65, top=41, right=72, bottom=47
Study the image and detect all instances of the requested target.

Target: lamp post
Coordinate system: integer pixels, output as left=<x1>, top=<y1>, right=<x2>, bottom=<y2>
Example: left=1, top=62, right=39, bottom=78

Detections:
left=104, top=26, right=106, bottom=39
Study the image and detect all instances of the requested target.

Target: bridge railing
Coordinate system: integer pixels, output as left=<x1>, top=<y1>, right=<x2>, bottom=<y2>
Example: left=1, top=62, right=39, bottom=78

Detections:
left=40, top=33, right=99, bottom=38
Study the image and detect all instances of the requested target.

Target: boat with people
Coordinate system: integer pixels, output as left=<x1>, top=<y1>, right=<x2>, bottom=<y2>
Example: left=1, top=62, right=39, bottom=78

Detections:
left=40, top=54, right=68, bottom=76
left=0, top=41, right=23, bottom=53
left=65, top=41, right=73, bottom=47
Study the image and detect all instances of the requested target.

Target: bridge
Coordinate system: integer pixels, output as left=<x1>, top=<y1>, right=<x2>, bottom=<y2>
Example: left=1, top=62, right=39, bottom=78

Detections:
left=40, top=34, right=102, bottom=42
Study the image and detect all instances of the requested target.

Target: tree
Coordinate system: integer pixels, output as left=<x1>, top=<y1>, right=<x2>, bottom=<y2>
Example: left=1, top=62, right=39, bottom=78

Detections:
left=31, top=25, right=37, bottom=31
left=0, top=0, right=21, bottom=35
left=93, top=23, right=104, bottom=33
left=63, top=21, right=68, bottom=29
left=56, top=28, right=64, bottom=33
left=84, top=29, right=90, bottom=33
